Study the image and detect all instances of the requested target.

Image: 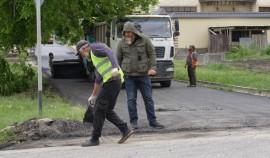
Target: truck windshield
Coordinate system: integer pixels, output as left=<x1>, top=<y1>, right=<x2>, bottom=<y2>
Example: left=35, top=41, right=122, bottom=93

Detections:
left=116, top=18, right=172, bottom=38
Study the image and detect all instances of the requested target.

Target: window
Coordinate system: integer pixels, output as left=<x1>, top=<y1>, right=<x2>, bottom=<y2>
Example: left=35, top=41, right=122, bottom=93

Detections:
left=162, top=7, right=197, bottom=13
left=173, top=7, right=178, bottom=12
left=184, top=7, right=191, bottom=12
left=116, top=18, right=172, bottom=38
left=231, top=31, right=249, bottom=42
left=251, top=30, right=262, bottom=34
left=191, top=7, right=197, bottom=12
left=166, top=7, right=173, bottom=12
left=259, top=7, right=270, bottom=12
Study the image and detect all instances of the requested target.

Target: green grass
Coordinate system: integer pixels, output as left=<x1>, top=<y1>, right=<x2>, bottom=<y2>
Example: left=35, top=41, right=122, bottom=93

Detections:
left=0, top=91, right=85, bottom=130
left=174, top=60, right=270, bottom=91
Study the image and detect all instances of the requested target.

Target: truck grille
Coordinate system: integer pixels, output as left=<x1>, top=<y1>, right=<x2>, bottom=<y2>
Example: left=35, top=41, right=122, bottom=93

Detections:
left=155, top=47, right=165, bottom=58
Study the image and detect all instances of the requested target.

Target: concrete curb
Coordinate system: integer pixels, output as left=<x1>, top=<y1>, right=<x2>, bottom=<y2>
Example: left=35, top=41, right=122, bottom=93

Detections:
left=178, top=80, right=270, bottom=98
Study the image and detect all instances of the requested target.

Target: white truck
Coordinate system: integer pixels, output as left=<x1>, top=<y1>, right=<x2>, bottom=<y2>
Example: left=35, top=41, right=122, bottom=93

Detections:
left=95, top=15, right=179, bottom=87
left=49, top=15, right=179, bottom=87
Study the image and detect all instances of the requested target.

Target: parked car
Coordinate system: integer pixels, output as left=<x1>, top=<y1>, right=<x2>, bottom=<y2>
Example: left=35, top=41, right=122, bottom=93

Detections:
left=47, top=38, right=54, bottom=44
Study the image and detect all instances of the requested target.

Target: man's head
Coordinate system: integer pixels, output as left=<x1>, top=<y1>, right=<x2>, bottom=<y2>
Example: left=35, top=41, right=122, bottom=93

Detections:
left=123, top=22, right=141, bottom=45
left=188, top=45, right=195, bottom=52
left=76, top=40, right=91, bottom=57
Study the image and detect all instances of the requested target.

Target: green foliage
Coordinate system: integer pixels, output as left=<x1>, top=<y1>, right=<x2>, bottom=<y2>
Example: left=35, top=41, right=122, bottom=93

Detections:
left=226, top=46, right=270, bottom=60
left=262, top=46, right=270, bottom=55
left=0, top=0, right=158, bottom=51
left=0, top=129, right=16, bottom=144
left=0, top=57, right=35, bottom=96
left=0, top=0, right=36, bottom=53
left=226, top=46, right=261, bottom=60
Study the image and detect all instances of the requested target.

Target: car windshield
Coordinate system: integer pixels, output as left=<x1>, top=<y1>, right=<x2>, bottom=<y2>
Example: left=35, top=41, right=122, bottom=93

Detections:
left=116, top=17, right=172, bottom=38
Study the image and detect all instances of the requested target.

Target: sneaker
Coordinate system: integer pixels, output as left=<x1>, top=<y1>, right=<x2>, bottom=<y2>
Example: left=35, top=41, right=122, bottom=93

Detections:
left=149, top=121, right=164, bottom=129
left=131, top=122, right=138, bottom=130
left=118, top=128, right=133, bottom=144
left=81, top=140, right=100, bottom=147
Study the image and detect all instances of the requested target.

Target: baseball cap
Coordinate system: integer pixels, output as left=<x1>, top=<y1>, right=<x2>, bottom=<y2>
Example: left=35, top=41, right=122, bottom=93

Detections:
left=76, top=40, right=90, bottom=55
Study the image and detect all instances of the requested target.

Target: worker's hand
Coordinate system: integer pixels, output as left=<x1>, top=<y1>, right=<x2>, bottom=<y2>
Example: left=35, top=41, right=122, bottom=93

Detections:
left=148, top=69, right=156, bottom=76
left=88, top=95, right=97, bottom=105
left=111, top=68, right=119, bottom=78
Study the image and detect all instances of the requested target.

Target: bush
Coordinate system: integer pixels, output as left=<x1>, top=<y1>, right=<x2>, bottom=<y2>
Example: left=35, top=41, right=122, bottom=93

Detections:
left=226, top=46, right=261, bottom=60
left=0, top=56, right=35, bottom=96
left=262, top=46, right=270, bottom=55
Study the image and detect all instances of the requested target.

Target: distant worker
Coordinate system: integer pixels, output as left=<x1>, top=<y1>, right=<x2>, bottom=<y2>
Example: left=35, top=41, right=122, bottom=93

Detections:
left=185, top=45, right=198, bottom=87
left=76, top=40, right=133, bottom=147
left=116, top=21, right=164, bottom=130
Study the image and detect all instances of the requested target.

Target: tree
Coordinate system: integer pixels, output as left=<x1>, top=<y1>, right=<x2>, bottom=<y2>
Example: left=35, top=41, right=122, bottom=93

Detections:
left=0, top=0, right=158, bottom=54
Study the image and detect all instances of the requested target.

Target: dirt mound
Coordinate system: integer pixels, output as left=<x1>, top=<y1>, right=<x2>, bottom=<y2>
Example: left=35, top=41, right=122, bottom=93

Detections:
left=0, top=118, right=91, bottom=150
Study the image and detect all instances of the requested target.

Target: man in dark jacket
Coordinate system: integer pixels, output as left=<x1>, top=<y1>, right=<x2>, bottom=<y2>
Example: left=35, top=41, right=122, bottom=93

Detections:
left=116, top=21, right=164, bottom=130
left=76, top=40, right=133, bottom=147
left=185, top=45, right=198, bottom=87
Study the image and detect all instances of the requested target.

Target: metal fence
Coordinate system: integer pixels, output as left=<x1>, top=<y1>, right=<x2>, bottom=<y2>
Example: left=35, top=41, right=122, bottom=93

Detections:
left=239, top=34, right=267, bottom=50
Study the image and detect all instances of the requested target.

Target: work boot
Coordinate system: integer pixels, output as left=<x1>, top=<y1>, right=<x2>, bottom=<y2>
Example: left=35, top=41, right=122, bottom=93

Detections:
left=118, top=128, right=133, bottom=144
left=149, top=121, right=164, bottom=129
left=81, top=136, right=100, bottom=147
left=131, top=122, right=138, bottom=130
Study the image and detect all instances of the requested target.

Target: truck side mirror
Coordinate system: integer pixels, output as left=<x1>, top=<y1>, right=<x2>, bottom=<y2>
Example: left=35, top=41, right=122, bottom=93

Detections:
left=106, top=31, right=110, bottom=37
left=173, top=32, right=180, bottom=37
left=174, top=20, right=179, bottom=32
left=49, top=52, right=54, bottom=59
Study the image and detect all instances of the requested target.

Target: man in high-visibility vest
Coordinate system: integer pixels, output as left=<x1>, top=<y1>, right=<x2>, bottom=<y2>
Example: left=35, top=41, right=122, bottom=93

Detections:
left=76, top=40, right=133, bottom=147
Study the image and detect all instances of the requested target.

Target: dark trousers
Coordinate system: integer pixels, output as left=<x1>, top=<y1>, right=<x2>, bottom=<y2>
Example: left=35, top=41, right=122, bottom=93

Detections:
left=187, top=65, right=196, bottom=85
left=124, top=75, right=157, bottom=123
left=92, top=79, right=127, bottom=138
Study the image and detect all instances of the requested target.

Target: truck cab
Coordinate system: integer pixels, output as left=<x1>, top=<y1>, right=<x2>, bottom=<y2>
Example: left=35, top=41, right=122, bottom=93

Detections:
left=108, top=15, right=179, bottom=87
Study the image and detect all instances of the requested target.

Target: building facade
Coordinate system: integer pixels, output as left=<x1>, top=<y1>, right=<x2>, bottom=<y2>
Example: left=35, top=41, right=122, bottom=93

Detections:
left=155, top=0, right=270, bottom=55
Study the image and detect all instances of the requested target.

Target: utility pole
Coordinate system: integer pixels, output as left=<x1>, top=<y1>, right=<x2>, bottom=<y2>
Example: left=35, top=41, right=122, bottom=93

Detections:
left=35, top=0, right=44, bottom=115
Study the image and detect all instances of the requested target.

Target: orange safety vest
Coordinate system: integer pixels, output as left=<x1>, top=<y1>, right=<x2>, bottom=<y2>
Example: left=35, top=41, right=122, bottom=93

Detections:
left=191, top=52, right=199, bottom=67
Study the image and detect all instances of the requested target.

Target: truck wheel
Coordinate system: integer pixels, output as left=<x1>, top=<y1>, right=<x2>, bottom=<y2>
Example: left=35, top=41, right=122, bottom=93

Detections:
left=160, top=81, right=171, bottom=87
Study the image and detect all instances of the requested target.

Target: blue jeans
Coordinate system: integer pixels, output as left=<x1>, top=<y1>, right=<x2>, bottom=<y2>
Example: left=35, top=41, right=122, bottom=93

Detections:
left=124, top=75, right=157, bottom=123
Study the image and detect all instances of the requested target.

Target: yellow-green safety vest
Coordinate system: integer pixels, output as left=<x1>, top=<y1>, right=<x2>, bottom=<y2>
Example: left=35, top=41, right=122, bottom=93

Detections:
left=90, top=51, right=124, bottom=83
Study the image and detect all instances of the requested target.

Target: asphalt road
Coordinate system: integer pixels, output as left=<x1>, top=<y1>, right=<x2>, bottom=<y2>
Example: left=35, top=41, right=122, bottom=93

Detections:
left=38, top=44, right=270, bottom=135
left=52, top=78, right=270, bottom=134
